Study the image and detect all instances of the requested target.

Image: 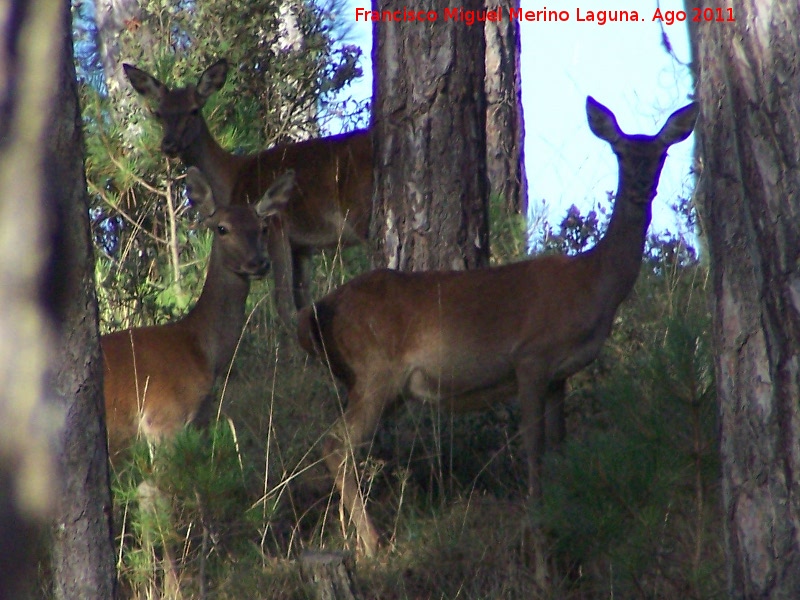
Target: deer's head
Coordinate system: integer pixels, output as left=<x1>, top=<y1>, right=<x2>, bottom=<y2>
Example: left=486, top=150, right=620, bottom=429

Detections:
left=185, top=166, right=295, bottom=278
left=587, top=96, right=698, bottom=205
left=123, top=60, right=229, bottom=157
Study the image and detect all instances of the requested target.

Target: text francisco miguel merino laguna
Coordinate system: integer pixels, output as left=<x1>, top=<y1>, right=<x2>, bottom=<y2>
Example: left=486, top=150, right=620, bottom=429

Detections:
left=356, top=7, right=646, bottom=25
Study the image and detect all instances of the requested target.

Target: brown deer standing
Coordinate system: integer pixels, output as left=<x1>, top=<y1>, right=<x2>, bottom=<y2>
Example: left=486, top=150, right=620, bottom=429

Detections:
left=122, top=60, right=372, bottom=324
left=102, top=167, right=295, bottom=458
left=297, top=97, right=698, bottom=557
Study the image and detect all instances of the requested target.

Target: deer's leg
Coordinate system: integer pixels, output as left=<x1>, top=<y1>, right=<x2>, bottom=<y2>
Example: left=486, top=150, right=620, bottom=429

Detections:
left=292, top=249, right=313, bottom=310
left=323, top=380, right=390, bottom=557
left=266, top=218, right=297, bottom=325
left=515, top=363, right=549, bottom=501
left=544, top=379, right=566, bottom=452
left=516, top=364, right=554, bottom=589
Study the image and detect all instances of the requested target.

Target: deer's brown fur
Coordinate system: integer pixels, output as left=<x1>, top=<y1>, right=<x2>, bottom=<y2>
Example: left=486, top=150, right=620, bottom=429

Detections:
left=102, top=168, right=294, bottom=457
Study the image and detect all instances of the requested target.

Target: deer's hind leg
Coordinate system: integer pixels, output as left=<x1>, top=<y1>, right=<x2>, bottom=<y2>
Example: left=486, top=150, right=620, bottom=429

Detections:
left=544, top=379, right=566, bottom=451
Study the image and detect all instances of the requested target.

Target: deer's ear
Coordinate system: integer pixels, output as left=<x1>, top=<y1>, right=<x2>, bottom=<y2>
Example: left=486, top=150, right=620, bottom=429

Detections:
left=658, top=102, right=698, bottom=146
left=185, top=167, right=217, bottom=220
left=196, top=59, right=228, bottom=103
left=123, top=64, right=165, bottom=100
left=256, top=170, right=296, bottom=218
left=586, top=96, right=621, bottom=145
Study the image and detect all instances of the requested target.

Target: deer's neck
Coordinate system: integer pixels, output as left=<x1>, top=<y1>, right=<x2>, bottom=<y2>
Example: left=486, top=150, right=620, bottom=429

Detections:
left=182, top=243, right=251, bottom=378
left=180, top=122, right=246, bottom=206
left=583, top=165, right=656, bottom=311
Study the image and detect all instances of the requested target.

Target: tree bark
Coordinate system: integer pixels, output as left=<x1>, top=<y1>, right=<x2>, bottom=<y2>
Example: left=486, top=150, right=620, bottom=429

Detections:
left=371, top=1, right=490, bottom=272
left=300, top=551, right=362, bottom=600
left=484, top=1, right=527, bottom=215
left=49, top=2, right=117, bottom=598
left=689, top=1, right=800, bottom=596
left=0, top=1, right=63, bottom=597
left=95, top=0, right=144, bottom=97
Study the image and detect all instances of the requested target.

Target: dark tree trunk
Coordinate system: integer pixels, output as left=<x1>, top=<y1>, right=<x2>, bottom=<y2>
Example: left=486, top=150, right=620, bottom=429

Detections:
left=371, top=1, right=489, bottom=272
left=484, top=2, right=527, bottom=215
left=49, top=1, right=117, bottom=598
left=688, top=1, right=800, bottom=596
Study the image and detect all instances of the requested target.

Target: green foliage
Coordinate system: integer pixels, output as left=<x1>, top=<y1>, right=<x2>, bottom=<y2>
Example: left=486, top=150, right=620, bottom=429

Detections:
left=540, top=277, right=722, bottom=598
left=112, top=422, right=266, bottom=596
left=489, top=192, right=530, bottom=264
left=310, top=243, right=372, bottom=298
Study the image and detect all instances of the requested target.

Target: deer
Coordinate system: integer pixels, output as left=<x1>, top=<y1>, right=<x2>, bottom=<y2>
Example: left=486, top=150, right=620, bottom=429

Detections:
left=297, top=97, right=698, bottom=557
left=102, top=167, right=295, bottom=458
left=122, top=60, right=372, bottom=325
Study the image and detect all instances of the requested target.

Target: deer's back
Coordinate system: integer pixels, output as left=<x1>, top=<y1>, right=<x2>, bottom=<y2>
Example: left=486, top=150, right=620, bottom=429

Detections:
left=300, top=254, right=610, bottom=396
left=232, top=130, right=372, bottom=245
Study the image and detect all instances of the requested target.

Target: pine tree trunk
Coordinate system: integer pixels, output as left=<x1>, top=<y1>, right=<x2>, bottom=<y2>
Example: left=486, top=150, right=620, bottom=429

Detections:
left=371, top=0, right=490, bottom=271
left=689, top=1, right=800, bottom=596
left=484, top=1, right=527, bottom=215
left=95, top=0, right=144, bottom=97
left=49, top=2, right=117, bottom=598
left=95, top=0, right=154, bottom=132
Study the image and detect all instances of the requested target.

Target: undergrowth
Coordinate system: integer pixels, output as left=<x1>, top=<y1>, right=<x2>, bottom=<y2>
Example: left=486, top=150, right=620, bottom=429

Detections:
left=106, top=200, right=724, bottom=599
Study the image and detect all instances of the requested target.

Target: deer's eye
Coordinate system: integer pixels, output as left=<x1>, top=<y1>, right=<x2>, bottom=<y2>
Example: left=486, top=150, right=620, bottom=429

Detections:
left=190, top=108, right=200, bottom=116
left=151, top=109, right=162, bottom=119
left=217, top=225, right=228, bottom=236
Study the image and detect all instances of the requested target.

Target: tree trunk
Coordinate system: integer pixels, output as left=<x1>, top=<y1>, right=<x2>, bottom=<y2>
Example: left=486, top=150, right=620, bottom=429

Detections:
left=688, top=1, right=800, bottom=596
left=300, top=551, right=361, bottom=600
left=49, top=2, right=117, bottom=598
left=371, top=1, right=489, bottom=272
left=0, top=1, right=64, bottom=597
left=95, top=0, right=144, bottom=97
left=484, top=1, right=527, bottom=215
left=95, top=0, right=154, bottom=134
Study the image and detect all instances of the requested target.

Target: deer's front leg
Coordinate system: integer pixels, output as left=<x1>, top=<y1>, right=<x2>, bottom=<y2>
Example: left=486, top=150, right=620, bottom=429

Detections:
left=266, top=217, right=297, bottom=326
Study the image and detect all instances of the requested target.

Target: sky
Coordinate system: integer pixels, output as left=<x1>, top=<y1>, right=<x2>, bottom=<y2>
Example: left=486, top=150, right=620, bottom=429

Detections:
left=339, top=0, right=696, bottom=237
